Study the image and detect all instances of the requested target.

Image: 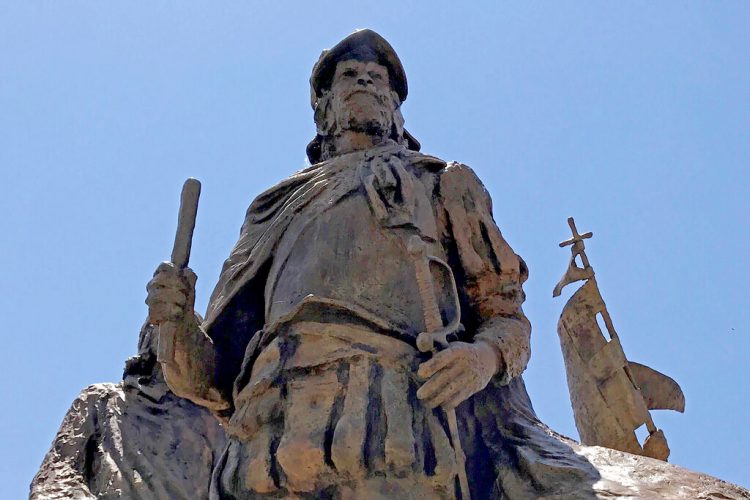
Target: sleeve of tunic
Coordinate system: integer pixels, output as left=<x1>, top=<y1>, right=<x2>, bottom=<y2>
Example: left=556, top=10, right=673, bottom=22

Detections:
left=438, top=162, right=531, bottom=385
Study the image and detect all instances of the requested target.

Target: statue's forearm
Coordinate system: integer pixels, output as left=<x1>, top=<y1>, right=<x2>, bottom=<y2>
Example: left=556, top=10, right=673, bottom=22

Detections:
left=161, top=314, right=230, bottom=412
left=474, top=314, right=531, bottom=385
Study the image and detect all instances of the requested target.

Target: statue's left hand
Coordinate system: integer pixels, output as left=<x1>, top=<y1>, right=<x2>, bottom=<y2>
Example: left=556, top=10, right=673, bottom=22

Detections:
left=416, top=340, right=501, bottom=410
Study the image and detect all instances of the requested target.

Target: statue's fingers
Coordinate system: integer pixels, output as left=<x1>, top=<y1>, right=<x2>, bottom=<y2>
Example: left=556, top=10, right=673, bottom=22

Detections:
left=154, top=261, right=176, bottom=276
left=417, top=365, right=462, bottom=405
left=147, top=283, right=187, bottom=302
left=181, top=267, right=197, bottom=288
left=417, top=349, right=455, bottom=379
left=147, top=274, right=182, bottom=293
left=151, top=288, right=188, bottom=308
left=149, top=299, right=183, bottom=315
left=148, top=300, right=183, bottom=322
left=423, top=376, right=468, bottom=409
left=146, top=278, right=162, bottom=294
left=148, top=276, right=193, bottom=299
left=441, top=382, right=478, bottom=410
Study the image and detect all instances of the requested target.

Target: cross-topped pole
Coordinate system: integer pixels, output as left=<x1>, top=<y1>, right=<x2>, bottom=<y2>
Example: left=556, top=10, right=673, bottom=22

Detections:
left=552, top=217, right=594, bottom=297
left=553, top=216, right=674, bottom=461
left=559, top=217, right=593, bottom=269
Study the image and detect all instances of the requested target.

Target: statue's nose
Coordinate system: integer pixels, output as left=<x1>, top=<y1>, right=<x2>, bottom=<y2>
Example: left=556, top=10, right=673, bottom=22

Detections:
left=357, top=77, right=373, bottom=86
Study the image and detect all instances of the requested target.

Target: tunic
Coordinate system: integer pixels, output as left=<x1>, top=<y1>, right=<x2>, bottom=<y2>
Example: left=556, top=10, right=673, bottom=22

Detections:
left=265, top=164, right=443, bottom=337
left=198, top=143, right=532, bottom=498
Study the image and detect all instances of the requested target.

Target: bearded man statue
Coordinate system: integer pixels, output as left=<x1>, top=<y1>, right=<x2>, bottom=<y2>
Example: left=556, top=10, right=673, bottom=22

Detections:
left=146, top=30, right=750, bottom=500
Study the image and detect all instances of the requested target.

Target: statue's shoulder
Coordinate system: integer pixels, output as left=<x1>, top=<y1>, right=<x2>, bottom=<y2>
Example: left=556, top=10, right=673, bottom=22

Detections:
left=417, top=157, right=492, bottom=207
left=401, top=149, right=491, bottom=207
left=439, top=160, right=484, bottom=184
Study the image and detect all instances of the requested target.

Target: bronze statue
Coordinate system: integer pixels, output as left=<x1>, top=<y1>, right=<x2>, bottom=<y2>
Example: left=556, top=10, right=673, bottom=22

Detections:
left=140, top=30, right=749, bottom=499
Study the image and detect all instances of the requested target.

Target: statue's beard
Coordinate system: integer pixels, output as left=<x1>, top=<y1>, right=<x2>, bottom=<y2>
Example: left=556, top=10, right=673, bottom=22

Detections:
left=332, top=91, right=393, bottom=137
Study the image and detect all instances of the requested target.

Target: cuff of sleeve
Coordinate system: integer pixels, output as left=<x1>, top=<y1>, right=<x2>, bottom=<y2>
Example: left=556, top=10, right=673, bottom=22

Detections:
left=474, top=315, right=531, bottom=385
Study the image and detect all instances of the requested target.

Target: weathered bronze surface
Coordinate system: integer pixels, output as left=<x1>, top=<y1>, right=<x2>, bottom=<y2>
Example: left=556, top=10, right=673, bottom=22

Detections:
left=33, top=29, right=750, bottom=500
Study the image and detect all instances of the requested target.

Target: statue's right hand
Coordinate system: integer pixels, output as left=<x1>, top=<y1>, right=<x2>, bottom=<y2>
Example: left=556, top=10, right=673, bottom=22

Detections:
left=146, top=262, right=197, bottom=325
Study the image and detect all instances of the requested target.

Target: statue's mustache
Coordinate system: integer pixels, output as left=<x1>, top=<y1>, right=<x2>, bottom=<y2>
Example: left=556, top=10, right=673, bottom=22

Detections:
left=342, top=88, right=387, bottom=104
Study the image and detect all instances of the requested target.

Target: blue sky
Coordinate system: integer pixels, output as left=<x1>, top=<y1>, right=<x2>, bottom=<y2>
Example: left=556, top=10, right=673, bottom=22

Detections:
left=2, top=2, right=749, bottom=497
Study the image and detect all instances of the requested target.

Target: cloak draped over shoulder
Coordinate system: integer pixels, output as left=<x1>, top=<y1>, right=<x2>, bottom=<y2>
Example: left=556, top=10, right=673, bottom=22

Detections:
left=176, top=146, right=745, bottom=499
left=202, top=146, right=531, bottom=406
left=202, top=154, right=364, bottom=400
left=199, top=146, right=610, bottom=498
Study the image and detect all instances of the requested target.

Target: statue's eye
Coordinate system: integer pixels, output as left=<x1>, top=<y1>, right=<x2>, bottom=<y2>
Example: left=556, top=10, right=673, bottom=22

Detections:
left=343, top=69, right=358, bottom=77
left=370, top=72, right=383, bottom=80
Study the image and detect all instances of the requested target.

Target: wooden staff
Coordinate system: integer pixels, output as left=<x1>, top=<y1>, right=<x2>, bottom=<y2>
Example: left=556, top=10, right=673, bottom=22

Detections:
left=156, top=178, right=201, bottom=364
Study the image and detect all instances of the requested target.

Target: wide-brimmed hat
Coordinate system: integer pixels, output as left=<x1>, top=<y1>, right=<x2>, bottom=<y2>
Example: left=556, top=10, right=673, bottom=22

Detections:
left=310, top=29, right=408, bottom=107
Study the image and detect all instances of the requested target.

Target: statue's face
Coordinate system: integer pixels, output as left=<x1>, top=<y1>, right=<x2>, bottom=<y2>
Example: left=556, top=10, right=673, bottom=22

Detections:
left=330, top=59, right=394, bottom=136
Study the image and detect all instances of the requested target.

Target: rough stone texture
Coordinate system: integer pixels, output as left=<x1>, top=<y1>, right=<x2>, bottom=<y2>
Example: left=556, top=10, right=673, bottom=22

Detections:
left=571, top=442, right=750, bottom=499
left=30, top=323, right=227, bottom=499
